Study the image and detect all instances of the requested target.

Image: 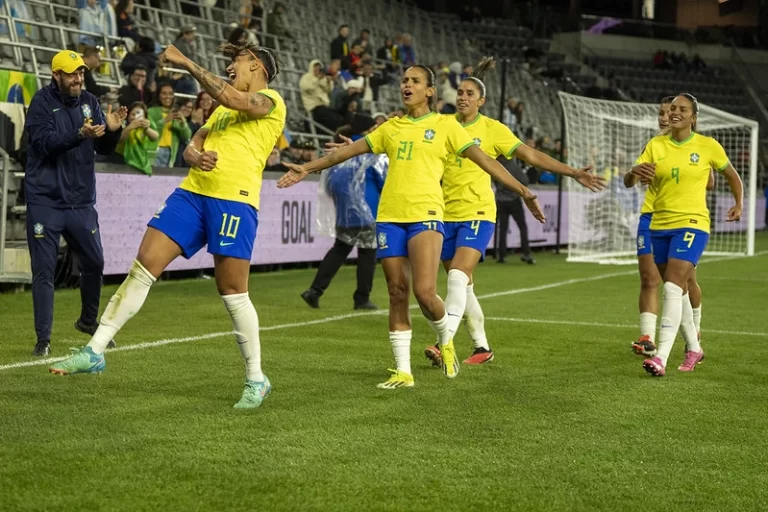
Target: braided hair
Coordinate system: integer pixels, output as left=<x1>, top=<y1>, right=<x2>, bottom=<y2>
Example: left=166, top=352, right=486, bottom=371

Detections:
left=217, top=42, right=280, bottom=83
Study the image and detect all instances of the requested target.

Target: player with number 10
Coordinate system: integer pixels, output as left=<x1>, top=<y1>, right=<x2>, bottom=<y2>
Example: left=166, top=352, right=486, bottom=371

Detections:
left=279, top=65, right=545, bottom=389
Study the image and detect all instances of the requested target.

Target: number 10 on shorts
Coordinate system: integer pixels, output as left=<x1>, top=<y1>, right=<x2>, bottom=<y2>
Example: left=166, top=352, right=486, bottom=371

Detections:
left=220, top=213, right=241, bottom=239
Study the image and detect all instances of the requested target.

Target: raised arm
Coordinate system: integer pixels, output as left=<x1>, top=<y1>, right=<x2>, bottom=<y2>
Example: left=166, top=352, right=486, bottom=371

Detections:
left=463, top=145, right=545, bottom=223
left=162, top=45, right=274, bottom=117
left=721, top=164, right=744, bottom=221
left=514, top=144, right=604, bottom=192
left=277, top=138, right=372, bottom=188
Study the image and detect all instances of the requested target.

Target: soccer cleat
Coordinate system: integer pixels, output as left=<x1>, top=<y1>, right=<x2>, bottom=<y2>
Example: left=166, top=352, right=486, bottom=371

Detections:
left=463, top=347, right=494, bottom=365
left=74, top=319, right=117, bottom=349
left=441, top=339, right=459, bottom=379
left=376, top=369, right=414, bottom=389
left=32, top=341, right=51, bottom=357
left=354, top=301, right=378, bottom=310
left=678, top=351, right=704, bottom=372
left=300, top=289, right=320, bottom=309
left=632, top=335, right=657, bottom=356
left=424, top=344, right=442, bottom=367
left=642, top=356, right=666, bottom=377
left=49, top=347, right=105, bottom=375
left=233, top=376, right=271, bottom=409
left=520, top=255, right=536, bottom=265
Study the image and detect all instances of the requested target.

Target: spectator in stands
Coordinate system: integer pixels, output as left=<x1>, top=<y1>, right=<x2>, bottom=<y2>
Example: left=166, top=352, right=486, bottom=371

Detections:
left=301, top=140, right=318, bottom=163
left=173, top=98, right=195, bottom=167
left=399, top=33, right=416, bottom=66
left=120, top=37, right=158, bottom=84
left=352, top=29, right=371, bottom=54
left=239, top=0, right=263, bottom=30
left=513, top=102, right=524, bottom=133
left=118, top=65, right=152, bottom=106
left=376, top=37, right=398, bottom=81
left=300, top=59, right=343, bottom=132
left=105, top=0, right=118, bottom=39
left=495, top=157, right=534, bottom=265
left=193, top=91, right=215, bottom=124
left=341, top=44, right=363, bottom=71
left=115, top=0, right=140, bottom=42
left=227, top=26, right=258, bottom=46
left=359, top=61, right=379, bottom=112
left=265, top=146, right=284, bottom=172
left=118, top=101, right=158, bottom=175
left=372, top=111, right=387, bottom=126
left=265, top=2, right=293, bottom=49
left=79, top=0, right=108, bottom=48
left=301, top=115, right=381, bottom=310
left=172, top=25, right=199, bottom=95
left=24, top=50, right=126, bottom=357
left=331, top=25, right=350, bottom=60
left=81, top=46, right=111, bottom=98
left=281, top=139, right=304, bottom=164
left=502, top=97, right=519, bottom=132
left=148, top=84, right=192, bottom=167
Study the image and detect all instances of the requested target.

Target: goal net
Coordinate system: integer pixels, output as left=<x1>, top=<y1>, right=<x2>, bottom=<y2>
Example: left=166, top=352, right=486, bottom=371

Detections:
left=558, top=92, right=759, bottom=264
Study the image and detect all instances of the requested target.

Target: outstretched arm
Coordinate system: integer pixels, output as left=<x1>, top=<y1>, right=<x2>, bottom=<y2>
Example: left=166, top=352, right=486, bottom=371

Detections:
left=722, top=164, right=743, bottom=221
left=514, top=144, right=604, bottom=192
left=277, top=138, right=372, bottom=188
left=463, top=145, right=545, bottom=223
left=162, top=45, right=274, bottom=117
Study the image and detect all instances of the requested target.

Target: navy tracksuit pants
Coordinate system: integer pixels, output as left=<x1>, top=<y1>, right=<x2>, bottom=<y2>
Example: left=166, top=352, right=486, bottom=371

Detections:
left=26, top=204, right=104, bottom=343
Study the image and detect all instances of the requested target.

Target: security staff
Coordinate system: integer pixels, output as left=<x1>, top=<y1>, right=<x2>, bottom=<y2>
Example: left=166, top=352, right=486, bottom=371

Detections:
left=24, top=50, right=126, bottom=356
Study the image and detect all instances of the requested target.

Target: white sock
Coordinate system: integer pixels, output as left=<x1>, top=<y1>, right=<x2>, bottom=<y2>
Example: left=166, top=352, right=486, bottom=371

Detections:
left=639, top=312, right=657, bottom=343
left=657, top=282, right=684, bottom=366
left=88, top=259, right=156, bottom=354
left=389, top=330, right=412, bottom=374
left=432, top=313, right=451, bottom=347
left=444, top=269, right=470, bottom=338
left=681, top=294, right=701, bottom=353
left=222, top=293, right=264, bottom=382
left=464, top=284, right=489, bottom=350
left=692, top=304, right=702, bottom=334
left=426, top=320, right=439, bottom=345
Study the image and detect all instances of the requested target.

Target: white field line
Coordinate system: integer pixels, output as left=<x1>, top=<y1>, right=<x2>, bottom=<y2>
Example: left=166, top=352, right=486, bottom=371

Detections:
left=1, top=250, right=765, bottom=372
left=485, top=317, right=768, bottom=338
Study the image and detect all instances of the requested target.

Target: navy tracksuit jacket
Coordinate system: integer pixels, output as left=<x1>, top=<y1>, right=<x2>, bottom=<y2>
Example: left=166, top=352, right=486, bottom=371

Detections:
left=23, top=81, right=121, bottom=343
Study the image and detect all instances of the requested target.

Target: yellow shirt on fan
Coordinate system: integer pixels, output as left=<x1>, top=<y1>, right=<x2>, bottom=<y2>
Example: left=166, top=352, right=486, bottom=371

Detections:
left=365, top=112, right=476, bottom=223
left=179, top=89, right=286, bottom=210
left=443, top=114, right=522, bottom=222
left=635, top=132, right=730, bottom=233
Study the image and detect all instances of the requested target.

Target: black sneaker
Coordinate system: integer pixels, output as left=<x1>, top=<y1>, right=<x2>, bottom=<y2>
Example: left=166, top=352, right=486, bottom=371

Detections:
left=521, top=255, right=536, bottom=265
left=301, top=289, right=320, bottom=308
left=354, top=301, right=378, bottom=310
left=32, top=340, right=50, bottom=357
left=74, top=319, right=116, bottom=349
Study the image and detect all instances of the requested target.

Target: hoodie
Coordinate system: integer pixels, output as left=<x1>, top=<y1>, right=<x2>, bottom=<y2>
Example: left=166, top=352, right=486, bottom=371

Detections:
left=299, top=59, right=333, bottom=113
left=23, top=81, right=121, bottom=208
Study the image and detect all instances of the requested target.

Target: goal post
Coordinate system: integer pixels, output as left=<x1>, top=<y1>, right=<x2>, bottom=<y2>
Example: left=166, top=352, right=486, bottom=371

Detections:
left=557, top=92, right=759, bottom=264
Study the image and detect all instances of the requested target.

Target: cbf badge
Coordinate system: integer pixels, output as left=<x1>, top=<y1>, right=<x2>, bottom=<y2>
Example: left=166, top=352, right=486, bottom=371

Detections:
left=377, top=232, right=388, bottom=249
left=33, top=223, right=44, bottom=238
left=153, top=202, right=166, bottom=219
left=81, top=103, right=92, bottom=123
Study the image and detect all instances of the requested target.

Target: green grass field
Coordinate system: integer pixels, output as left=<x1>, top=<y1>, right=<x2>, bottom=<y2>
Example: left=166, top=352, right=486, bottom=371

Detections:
left=2, top=235, right=767, bottom=511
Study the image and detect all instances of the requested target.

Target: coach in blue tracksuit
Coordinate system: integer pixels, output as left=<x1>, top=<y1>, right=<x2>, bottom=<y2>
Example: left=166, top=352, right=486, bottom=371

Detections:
left=24, top=50, right=126, bottom=357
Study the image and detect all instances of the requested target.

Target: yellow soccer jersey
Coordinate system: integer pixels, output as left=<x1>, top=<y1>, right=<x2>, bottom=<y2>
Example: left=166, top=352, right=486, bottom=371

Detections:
left=635, top=132, right=730, bottom=233
left=365, top=112, right=476, bottom=223
left=639, top=185, right=656, bottom=214
left=443, top=114, right=522, bottom=222
left=180, top=89, right=286, bottom=210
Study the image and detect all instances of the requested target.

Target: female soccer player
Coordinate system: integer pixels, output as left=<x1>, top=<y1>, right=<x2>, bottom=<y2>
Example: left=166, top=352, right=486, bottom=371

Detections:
left=625, top=97, right=714, bottom=358
left=635, top=93, right=743, bottom=376
left=278, top=65, right=545, bottom=389
left=50, top=42, right=285, bottom=409
left=423, top=57, right=604, bottom=367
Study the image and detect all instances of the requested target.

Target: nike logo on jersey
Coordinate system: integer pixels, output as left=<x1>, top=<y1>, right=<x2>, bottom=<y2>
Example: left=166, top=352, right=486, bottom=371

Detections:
left=53, top=108, right=60, bottom=112
left=447, top=312, right=460, bottom=318
left=220, top=241, right=235, bottom=247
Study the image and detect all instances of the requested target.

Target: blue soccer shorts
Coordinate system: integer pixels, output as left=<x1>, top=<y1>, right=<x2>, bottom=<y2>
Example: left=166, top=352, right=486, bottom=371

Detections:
left=148, top=188, right=258, bottom=261
left=441, top=220, right=495, bottom=262
left=636, top=213, right=653, bottom=257
left=650, top=228, right=709, bottom=266
left=376, top=221, right=445, bottom=259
